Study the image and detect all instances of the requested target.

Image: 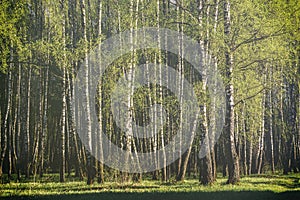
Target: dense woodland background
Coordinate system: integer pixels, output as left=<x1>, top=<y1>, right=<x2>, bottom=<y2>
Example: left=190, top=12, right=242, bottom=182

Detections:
left=0, top=0, right=300, bottom=186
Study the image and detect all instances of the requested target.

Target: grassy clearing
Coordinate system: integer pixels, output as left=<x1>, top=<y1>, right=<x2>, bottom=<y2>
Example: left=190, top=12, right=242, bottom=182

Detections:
left=1, top=173, right=300, bottom=199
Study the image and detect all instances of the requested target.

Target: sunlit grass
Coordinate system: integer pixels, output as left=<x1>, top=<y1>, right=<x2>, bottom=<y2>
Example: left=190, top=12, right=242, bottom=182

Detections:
left=1, top=173, right=300, bottom=197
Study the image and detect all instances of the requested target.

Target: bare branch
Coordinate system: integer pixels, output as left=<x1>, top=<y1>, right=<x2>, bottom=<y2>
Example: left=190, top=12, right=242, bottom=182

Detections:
left=232, top=27, right=285, bottom=51
left=237, top=58, right=268, bottom=70
left=234, top=87, right=265, bottom=107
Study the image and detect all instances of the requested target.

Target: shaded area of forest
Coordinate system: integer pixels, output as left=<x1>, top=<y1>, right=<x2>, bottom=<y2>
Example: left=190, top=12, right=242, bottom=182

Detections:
left=2, top=191, right=300, bottom=200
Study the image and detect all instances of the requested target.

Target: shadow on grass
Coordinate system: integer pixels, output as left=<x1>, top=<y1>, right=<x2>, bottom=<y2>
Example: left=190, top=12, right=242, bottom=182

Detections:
left=244, top=176, right=300, bottom=189
left=1, top=191, right=300, bottom=200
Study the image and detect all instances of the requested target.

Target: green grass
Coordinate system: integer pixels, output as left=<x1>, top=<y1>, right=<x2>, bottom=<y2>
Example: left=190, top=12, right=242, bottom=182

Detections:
left=1, top=173, right=300, bottom=199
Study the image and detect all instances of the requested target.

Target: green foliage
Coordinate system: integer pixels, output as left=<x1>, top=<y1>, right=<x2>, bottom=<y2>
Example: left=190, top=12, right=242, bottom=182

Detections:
left=0, top=0, right=26, bottom=72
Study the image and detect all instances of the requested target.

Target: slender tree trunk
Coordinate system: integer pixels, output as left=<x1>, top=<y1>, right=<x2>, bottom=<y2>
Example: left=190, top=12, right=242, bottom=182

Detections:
left=258, top=87, right=266, bottom=175
left=177, top=108, right=200, bottom=181
left=65, top=72, right=71, bottom=177
left=80, top=0, right=94, bottom=185
left=97, top=0, right=104, bottom=184
left=242, top=103, right=247, bottom=175
left=221, top=139, right=228, bottom=177
left=157, top=0, right=167, bottom=182
left=248, top=132, right=253, bottom=175
left=68, top=0, right=84, bottom=180
left=7, top=47, right=13, bottom=180
left=269, top=67, right=275, bottom=173
left=24, top=64, right=32, bottom=178
left=211, top=0, right=220, bottom=181
left=39, top=59, right=48, bottom=177
left=35, top=66, right=43, bottom=179
left=32, top=70, right=42, bottom=180
left=198, top=0, right=213, bottom=185
left=16, top=63, right=21, bottom=181
left=175, top=0, right=184, bottom=179
left=60, top=0, right=67, bottom=183
left=0, top=53, right=12, bottom=179
left=8, top=110, right=12, bottom=182
left=123, top=0, right=135, bottom=182
left=223, top=0, right=239, bottom=184
left=279, top=71, right=287, bottom=174
left=60, top=48, right=66, bottom=183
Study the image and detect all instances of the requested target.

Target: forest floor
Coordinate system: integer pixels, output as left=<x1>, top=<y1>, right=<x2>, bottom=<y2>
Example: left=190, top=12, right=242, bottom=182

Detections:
left=1, top=173, right=300, bottom=200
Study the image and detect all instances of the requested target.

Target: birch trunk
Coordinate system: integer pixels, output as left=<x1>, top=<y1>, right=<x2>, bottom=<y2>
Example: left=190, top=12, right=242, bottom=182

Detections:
left=223, top=0, right=239, bottom=184
left=258, top=85, right=266, bottom=175
left=60, top=0, right=67, bottom=183
left=97, top=0, right=104, bottom=184
left=269, top=67, right=275, bottom=173
left=0, top=51, right=12, bottom=179
left=24, top=64, right=32, bottom=178
left=80, top=0, right=94, bottom=185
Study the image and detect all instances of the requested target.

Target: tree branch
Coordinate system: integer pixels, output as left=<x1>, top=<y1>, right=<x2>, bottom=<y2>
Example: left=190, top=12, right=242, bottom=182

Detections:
left=237, top=58, right=268, bottom=70
left=234, top=87, right=265, bottom=107
left=232, top=26, right=286, bottom=52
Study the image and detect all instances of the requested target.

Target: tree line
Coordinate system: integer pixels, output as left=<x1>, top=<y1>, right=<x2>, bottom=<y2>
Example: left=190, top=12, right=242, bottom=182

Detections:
left=0, top=0, right=299, bottom=185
